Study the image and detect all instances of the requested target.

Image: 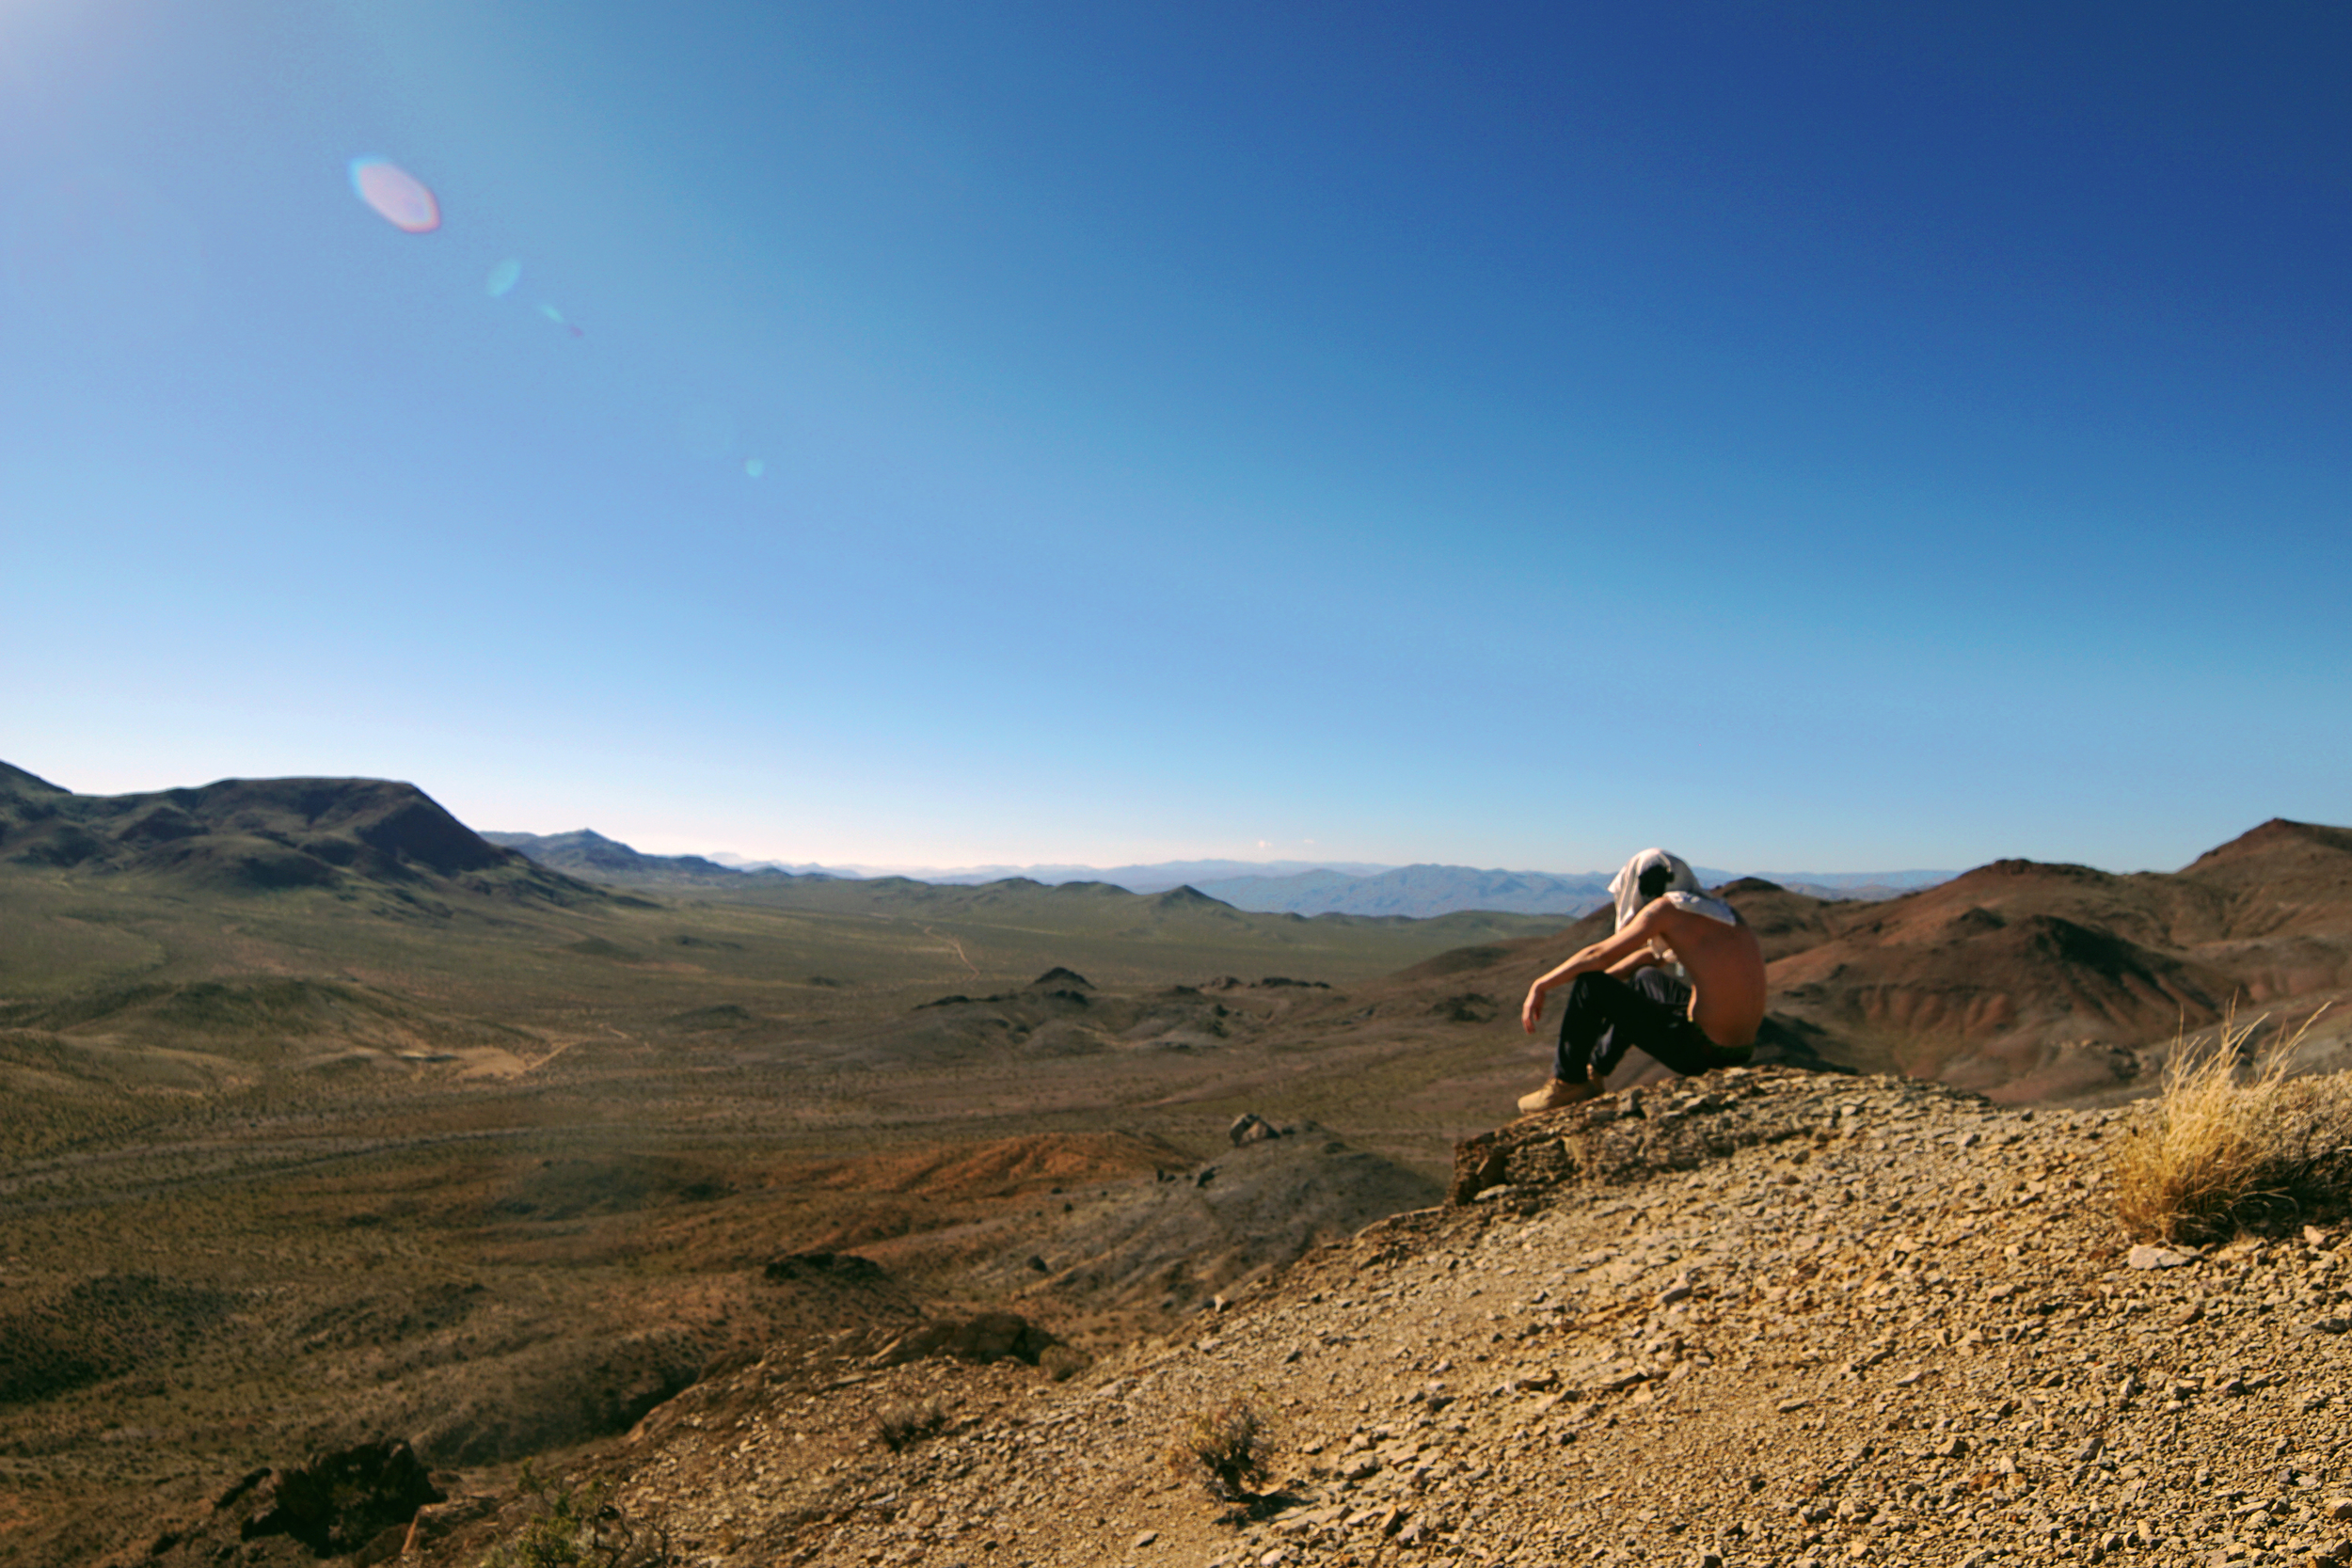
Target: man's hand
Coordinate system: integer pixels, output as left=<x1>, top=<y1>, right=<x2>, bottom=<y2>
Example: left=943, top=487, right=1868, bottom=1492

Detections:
left=1521, top=980, right=1548, bottom=1034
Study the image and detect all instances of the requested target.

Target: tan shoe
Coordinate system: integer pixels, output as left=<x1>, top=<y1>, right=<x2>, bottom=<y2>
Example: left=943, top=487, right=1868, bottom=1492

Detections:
left=1517, top=1076, right=1602, bottom=1114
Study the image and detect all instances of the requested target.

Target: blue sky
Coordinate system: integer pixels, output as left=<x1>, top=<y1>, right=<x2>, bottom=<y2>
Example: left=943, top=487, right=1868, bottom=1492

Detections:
left=3, top=1, right=2344, bottom=876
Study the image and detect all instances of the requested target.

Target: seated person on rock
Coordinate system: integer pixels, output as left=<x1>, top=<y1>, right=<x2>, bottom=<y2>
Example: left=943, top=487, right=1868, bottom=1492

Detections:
left=1516, top=847, right=1764, bottom=1114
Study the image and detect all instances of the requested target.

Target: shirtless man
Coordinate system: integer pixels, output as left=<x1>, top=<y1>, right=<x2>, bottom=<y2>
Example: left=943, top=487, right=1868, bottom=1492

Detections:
left=1515, top=859, right=1766, bottom=1114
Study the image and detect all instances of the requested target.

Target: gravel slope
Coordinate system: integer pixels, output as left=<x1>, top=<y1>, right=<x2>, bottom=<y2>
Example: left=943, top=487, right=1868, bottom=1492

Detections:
left=408, top=1068, right=2352, bottom=1568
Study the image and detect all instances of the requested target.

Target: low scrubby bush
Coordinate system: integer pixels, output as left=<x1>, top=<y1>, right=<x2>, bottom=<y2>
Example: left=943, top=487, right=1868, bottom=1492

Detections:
left=872, top=1397, right=947, bottom=1451
left=1166, top=1399, right=1273, bottom=1502
left=1039, top=1343, right=1090, bottom=1383
left=484, top=1465, right=667, bottom=1567
left=484, top=1466, right=606, bottom=1568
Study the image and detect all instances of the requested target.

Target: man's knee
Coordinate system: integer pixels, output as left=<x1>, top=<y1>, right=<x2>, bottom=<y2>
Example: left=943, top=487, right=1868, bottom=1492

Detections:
left=1564, top=973, right=1617, bottom=1008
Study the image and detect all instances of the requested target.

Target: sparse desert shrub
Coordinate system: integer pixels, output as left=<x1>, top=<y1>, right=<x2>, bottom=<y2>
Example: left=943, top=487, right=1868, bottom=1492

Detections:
left=1166, top=1398, right=1274, bottom=1501
left=484, top=1466, right=602, bottom=1568
left=483, top=1465, right=667, bottom=1567
left=873, top=1396, right=947, bottom=1451
left=2114, top=1006, right=2343, bottom=1243
left=1039, top=1342, right=1090, bottom=1383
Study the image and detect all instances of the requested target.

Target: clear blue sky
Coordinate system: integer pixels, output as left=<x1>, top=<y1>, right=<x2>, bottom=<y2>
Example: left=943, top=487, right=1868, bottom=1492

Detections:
left=4, top=1, right=2344, bottom=876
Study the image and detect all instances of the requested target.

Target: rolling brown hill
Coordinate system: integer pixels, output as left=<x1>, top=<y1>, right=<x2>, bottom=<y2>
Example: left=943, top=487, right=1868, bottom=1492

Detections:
left=1766, top=819, right=2352, bottom=1096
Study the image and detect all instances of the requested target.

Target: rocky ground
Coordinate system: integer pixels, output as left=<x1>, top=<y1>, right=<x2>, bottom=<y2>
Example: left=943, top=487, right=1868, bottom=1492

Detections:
left=150, top=1067, right=2352, bottom=1568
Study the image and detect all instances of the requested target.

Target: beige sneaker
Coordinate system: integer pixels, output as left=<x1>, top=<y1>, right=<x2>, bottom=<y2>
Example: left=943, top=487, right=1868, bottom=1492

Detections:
left=1516, top=1076, right=1602, bottom=1114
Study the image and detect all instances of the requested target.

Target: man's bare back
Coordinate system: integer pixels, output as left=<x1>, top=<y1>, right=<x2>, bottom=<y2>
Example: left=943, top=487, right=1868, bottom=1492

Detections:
left=1638, top=901, right=1766, bottom=1049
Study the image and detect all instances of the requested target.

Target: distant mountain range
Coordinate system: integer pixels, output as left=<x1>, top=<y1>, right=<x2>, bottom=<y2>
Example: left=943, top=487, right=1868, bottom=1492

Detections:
left=702, top=854, right=1399, bottom=890
left=1191, top=865, right=1616, bottom=918
left=482, top=830, right=835, bottom=887
left=0, top=759, right=1947, bottom=924
left=485, top=828, right=1951, bottom=918
left=1188, top=864, right=1950, bottom=918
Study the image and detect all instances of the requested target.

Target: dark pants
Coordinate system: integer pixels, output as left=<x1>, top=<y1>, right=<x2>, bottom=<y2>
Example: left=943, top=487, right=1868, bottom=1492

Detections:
left=1553, top=969, right=1739, bottom=1081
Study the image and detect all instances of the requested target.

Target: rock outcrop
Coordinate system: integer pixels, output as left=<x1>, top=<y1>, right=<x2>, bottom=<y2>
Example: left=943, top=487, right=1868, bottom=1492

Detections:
left=148, top=1439, right=446, bottom=1566
left=1447, top=1065, right=1988, bottom=1203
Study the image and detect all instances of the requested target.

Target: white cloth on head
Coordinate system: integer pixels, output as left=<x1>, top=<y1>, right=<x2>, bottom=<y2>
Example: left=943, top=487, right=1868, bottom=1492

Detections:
left=1607, top=847, right=1712, bottom=975
left=1607, top=847, right=1705, bottom=932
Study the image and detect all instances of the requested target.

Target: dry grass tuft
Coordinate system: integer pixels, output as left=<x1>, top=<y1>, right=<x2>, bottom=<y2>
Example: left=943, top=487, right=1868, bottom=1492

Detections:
left=2114, top=1005, right=2342, bottom=1244
left=873, top=1396, right=948, bottom=1451
left=1167, top=1399, right=1275, bottom=1501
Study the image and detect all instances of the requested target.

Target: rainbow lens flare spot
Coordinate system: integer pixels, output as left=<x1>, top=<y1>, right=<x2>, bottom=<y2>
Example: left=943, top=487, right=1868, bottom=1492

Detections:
left=486, top=259, right=522, bottom=296
left=348, top=158, right=439, bottom=233
left=745, top=459, right=765, bottom=478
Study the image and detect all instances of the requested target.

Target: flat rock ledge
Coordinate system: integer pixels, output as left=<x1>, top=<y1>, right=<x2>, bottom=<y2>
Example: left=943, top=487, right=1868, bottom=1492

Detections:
left=1449, top=1065, right=1991, bottom=1205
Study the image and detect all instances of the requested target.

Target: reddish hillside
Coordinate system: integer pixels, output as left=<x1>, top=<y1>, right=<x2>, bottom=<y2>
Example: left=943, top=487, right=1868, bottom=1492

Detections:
left=1764, top=824, right=2352, bottom=1092
left=1767, top=861, right=2243, bottom=1081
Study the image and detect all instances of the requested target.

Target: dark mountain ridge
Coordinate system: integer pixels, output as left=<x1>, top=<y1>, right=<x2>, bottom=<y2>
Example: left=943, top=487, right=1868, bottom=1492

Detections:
left=0, top=765, right=597, bottom=907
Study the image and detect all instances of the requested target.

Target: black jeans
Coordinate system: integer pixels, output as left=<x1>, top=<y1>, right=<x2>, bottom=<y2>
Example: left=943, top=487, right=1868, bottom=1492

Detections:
left=1553, top=969, right=1736, bottom=1081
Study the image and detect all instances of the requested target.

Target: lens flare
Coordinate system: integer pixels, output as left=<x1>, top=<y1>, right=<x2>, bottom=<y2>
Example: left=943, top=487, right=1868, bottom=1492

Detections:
left=745, top=459, right=765, bottom=478
left=486, top=258, right=521, bottom=296
left=347, top=158, right=439, bottom=233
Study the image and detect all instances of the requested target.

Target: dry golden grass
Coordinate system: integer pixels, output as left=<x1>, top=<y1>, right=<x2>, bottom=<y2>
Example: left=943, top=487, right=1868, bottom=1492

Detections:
left=2114, top=1005, right=2340, bottom=1243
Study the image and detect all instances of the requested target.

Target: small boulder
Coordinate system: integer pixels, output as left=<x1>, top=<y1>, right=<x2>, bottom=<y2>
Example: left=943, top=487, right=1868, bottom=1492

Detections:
left=1230, top=1113, right=1281, bottom=1147
left=2127, top=1243, right=2199, bottom=1270
left=240, top=1438, right=444, bottom=1558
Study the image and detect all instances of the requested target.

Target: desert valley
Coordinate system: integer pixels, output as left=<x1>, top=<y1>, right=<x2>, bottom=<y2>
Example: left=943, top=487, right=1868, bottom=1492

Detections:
left=2, top=761, right=2348, bottom=1568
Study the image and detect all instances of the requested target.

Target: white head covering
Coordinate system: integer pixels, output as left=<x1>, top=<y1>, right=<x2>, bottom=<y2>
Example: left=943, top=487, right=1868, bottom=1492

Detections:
left=1607, top=847, right=1703, bottom=932
left=1607, top=847, right=1706, bottom=972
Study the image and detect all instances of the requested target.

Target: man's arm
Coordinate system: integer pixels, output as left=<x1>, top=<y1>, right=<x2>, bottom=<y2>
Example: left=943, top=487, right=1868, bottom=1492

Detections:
left=1519, top=904, right=1665, bottom=1034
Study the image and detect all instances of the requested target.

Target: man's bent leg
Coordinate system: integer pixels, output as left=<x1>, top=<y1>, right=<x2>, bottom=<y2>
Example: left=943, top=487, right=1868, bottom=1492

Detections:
left=1554, top=972, right=1690, bottom=1079
left=1553, top=973, right=1633, bottom=1083
left=1556, top=970, right=1721, bottom=1080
